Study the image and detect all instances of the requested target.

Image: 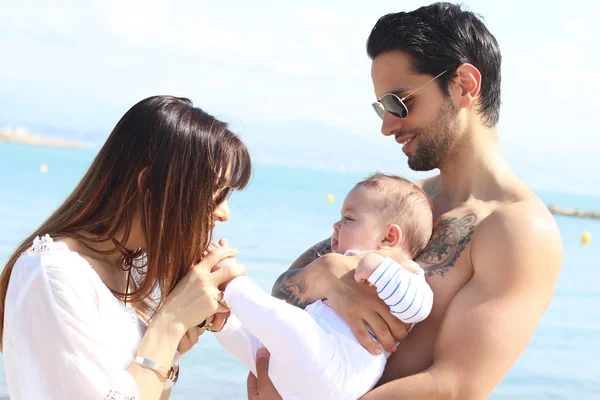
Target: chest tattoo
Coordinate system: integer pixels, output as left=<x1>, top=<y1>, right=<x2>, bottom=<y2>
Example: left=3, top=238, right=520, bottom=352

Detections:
left=417, top=213, right=477, bottom=277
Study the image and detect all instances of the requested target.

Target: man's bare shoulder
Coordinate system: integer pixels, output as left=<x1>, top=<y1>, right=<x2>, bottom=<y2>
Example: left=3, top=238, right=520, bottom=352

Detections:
left=473, top=196, right=563, bottom=277
left=413, top=175, right=440, bottom=195
left=482, top=193, right=557, bottom=232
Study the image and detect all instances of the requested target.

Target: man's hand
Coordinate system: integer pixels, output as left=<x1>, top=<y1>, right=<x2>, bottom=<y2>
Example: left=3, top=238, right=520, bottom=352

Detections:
left=326, top=264, right=407, bottom=354
left=309, top=253, right=409, bottom=354
left=272, top=251, right=421, bottom=354
left=246, top=349, right=282, bottom=400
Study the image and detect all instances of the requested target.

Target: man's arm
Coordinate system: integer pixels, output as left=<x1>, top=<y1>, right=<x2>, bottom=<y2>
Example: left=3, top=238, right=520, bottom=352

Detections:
left=288, top=238, right=332, bottom=270
left=270, top=252, right=410, bottom=353
left=362, top=204, right=563, bottom=399
left=271, top=238, right=331, bottom=306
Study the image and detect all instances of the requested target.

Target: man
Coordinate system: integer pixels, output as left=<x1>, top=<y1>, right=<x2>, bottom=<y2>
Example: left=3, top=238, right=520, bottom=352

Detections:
left=248, top=3, right=563, bottom=399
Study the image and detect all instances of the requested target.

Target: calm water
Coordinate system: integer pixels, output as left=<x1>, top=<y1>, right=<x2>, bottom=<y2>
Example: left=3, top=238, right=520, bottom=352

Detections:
left=0, top=142, right=598, bottom=399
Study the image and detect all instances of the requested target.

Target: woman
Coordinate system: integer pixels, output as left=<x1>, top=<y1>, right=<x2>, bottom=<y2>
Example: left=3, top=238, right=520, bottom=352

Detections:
left=0, top=95, right=251, bottom=399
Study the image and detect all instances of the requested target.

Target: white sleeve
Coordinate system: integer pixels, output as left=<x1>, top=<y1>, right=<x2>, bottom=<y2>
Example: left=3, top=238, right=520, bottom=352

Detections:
left=3, top=252, right=139, bottom=400
left=367, top=257, right=433, bottom=324
left=213, top=313, right=263, bottom=376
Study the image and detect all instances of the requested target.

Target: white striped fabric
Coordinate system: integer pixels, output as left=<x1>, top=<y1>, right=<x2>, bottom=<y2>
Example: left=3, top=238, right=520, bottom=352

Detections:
left=368, top=257, right=433, bottom=324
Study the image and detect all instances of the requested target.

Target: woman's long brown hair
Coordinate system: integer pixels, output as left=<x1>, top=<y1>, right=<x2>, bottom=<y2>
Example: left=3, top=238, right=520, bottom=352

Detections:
left=0, top=95, right=252, bottom=349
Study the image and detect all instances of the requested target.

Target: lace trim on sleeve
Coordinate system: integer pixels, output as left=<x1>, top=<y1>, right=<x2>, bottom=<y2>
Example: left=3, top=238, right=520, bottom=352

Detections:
left=103, top=376, right=139, bottom=400
left=103, top=371, right=139, bottom=399
left=104, top=389, right=137, bottom=400
left=22, top=234, right=68, bottom=256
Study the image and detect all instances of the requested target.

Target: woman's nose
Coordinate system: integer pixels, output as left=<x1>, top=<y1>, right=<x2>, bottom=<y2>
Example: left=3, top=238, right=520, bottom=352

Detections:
left=213, top=200, right=230, bottom=222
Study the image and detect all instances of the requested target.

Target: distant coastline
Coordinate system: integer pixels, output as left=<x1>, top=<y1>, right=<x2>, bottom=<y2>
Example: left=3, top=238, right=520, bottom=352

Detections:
left=1, top=126, right=599, bottom=219
left=547, top=205, right=600, bottom=220
left=0, top=127, right=93, bottom=149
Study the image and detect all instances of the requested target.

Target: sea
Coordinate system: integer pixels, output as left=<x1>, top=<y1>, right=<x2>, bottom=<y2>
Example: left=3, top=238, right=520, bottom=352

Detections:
left=0, top=142, right=598, bottom=399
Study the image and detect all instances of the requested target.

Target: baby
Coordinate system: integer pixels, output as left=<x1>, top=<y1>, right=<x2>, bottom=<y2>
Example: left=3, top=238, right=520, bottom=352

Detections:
left=214, top=173, right=434, bottom=400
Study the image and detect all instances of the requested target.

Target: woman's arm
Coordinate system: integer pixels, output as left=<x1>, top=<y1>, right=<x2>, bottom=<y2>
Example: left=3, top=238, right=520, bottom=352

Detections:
left=128, top=314, right=185, bottom=399
left=131, top=244, right=244, bottom=399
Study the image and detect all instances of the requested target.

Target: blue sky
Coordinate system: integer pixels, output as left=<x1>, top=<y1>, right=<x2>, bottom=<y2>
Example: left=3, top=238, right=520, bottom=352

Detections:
left=1, top=0, right=599, bottom=194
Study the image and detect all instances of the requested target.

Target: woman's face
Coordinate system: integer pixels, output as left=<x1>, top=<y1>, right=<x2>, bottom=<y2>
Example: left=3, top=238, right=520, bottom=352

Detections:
left=213, top=198, right=230, bottom=225
left=212, top=164, right=234, bottom=227
left=212, top=185, right=232, bottom=227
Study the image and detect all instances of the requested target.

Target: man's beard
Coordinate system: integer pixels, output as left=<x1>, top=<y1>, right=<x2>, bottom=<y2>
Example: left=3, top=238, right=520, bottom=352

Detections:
left=407, top=100, right=460, bottom=172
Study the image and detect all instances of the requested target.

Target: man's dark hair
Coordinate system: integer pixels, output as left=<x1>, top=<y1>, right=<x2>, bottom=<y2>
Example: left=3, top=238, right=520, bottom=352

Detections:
left=367, top=2, right=502, bottom=127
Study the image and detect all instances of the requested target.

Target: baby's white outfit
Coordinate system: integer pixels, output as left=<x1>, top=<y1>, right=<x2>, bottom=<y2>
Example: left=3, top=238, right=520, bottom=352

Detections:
left=215, top=256, right=433, bottom=400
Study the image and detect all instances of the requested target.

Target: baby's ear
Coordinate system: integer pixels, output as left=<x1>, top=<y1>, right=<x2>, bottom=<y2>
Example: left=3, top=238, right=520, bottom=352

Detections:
left=381, top=224, right=402, bottom=248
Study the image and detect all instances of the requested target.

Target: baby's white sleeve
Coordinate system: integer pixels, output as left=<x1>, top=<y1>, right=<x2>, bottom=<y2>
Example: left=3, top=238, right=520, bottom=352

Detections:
left=367, top=257, right=433, bottom=324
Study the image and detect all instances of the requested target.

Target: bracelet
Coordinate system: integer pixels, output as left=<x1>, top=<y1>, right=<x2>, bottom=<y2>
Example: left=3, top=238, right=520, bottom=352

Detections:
left=133, top=356, right=179, bottom=383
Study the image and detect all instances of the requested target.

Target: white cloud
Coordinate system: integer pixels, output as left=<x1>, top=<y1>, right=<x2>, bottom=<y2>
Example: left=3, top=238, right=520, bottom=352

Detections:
left=1, top=0, right=599, bottom=194
left=78, top=0, right=381, bottom=134
left=46, top=7, right=74, bottom=32
left=296, top=8, right=352, bottom=27
left=564, top=19, right=590, bottom=39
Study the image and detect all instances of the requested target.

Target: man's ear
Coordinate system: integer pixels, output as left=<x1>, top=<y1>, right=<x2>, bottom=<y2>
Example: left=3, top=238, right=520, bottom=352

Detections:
left=381, top=224, right=403, bottom=248
left=453, top=63, right=481, bottom=111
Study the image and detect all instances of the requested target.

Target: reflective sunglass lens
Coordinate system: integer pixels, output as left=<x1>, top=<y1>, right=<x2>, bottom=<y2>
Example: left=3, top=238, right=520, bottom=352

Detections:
left=372, top=102, right=385, bottom=120
left=381, top=94, right=408, bottom=119
left=215, top=187, right=233, bottom=205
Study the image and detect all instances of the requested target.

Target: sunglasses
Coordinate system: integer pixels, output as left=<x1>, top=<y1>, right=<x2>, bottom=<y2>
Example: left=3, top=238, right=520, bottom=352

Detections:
left=372, top=70, right=448, bottom=120
left=214, top=186, right=233, bottom=206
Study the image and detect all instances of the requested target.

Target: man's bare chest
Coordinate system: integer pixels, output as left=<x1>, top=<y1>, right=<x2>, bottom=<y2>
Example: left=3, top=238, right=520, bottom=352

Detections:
left=415, top=208, right=489, bottom=317
left=419, top=212, right=477, bottom=277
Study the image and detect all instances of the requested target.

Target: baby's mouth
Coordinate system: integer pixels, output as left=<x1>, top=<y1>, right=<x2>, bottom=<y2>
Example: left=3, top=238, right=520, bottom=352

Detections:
left=331, top=238, right=338, bottom=252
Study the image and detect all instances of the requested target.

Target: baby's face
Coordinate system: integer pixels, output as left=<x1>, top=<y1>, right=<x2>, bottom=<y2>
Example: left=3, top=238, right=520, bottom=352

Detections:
left=331, top=186, right=387, bottom=254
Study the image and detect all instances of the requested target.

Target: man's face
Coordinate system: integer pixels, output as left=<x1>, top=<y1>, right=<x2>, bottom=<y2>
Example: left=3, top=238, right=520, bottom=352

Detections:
left=371, top=51, right=460, bottom=171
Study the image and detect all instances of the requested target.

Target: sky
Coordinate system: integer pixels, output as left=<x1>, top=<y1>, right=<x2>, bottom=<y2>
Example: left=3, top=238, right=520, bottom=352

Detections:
left=0, top=0, right=599, bottom=194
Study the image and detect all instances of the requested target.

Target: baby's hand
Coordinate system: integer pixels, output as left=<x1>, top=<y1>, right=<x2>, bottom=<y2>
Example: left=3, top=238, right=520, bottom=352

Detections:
left=354, top=253, right=386, bottom=283
left=354, top=252, right=422, bottom=283
left=207, top=238, right=243, bottom=290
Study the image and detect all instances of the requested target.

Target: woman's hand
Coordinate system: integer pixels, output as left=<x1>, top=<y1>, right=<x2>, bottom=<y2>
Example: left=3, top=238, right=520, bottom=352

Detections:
left=176, top=324, right=214, bottom=355
left=157, top=240, right=245, bottom=336
left=175, top=238, right=244, bottom=352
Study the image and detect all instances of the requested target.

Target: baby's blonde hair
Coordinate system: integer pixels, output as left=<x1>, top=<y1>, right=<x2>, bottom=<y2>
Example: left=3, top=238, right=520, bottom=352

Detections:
left=354, top=172, right=433, bottom=258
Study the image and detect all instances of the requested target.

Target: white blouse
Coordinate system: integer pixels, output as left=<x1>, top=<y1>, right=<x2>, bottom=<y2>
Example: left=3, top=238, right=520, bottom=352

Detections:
left=3, top=235, right=149, bottom=399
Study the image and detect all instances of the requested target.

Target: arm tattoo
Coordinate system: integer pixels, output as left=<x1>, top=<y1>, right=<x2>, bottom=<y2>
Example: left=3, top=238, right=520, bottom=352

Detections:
left=271, top=269, right=312, bottom=309
left=288, top=238, right=332, bottom=270
left=271, top=238, right=332, bottom=308
left=416, top=213, right=477, bottom=277
left=314, top=238, right=333, bottom=257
